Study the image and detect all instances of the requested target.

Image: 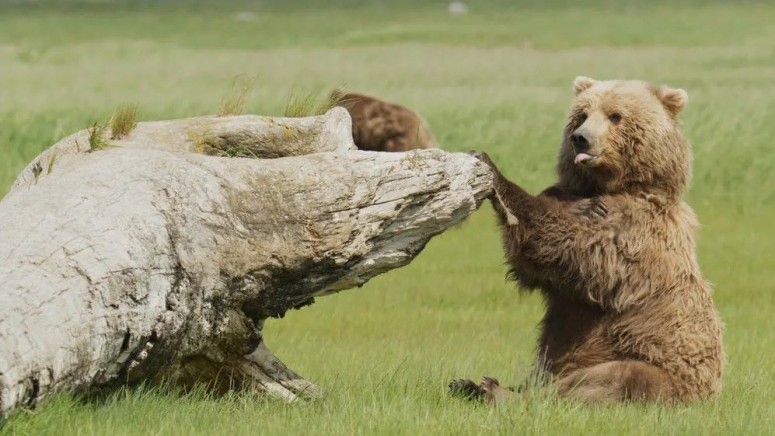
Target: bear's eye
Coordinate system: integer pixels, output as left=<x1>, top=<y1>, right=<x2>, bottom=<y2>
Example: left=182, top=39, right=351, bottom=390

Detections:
left=608, top=112, right=622, bottom=124
left=577, top=112, right=588, bottom=123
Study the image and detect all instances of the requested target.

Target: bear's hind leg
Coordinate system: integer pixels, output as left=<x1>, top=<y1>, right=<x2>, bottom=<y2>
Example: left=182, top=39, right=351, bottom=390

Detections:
left=557, top=360, right=676, bottom=404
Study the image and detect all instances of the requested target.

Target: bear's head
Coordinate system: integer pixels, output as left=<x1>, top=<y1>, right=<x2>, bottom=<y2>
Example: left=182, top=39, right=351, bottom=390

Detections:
left=557, top=77, right=691, bottom=200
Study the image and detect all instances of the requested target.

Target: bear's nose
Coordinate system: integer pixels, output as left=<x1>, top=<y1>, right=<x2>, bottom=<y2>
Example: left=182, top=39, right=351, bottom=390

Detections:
left=571, top=133, right=591, bottom=152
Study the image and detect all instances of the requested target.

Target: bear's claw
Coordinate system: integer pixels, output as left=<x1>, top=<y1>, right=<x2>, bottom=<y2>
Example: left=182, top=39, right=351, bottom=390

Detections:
left=467, top=151, right=496, bottom=169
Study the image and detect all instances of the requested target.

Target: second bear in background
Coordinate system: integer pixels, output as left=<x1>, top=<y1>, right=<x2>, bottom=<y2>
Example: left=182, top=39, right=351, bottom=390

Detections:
left=332, top=91, right=437, bottom=152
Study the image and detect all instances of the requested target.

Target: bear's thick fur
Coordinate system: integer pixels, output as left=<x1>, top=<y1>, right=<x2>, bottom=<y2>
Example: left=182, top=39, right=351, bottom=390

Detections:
left=451, top=77, right=724, bottom=404
left=332, top=91, right=437, bottom=152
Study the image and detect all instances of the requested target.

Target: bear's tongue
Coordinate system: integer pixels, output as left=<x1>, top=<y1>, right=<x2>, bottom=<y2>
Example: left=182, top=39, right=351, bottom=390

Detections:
left=574, top=153, right=596, bottom=165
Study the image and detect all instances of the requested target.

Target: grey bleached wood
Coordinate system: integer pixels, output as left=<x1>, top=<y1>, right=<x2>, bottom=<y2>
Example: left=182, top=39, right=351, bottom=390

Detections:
left=9, top=108, right=354, bottom=194
left=0, top=108, right=493, bottom=420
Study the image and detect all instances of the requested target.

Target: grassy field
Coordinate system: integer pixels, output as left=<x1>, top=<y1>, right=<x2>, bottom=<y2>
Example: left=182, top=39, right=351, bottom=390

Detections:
left=2, top=0, right=775, bottom=434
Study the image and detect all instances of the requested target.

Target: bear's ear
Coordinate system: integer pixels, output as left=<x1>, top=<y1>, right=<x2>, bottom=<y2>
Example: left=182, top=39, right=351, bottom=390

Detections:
left=655, top=85, right=688, bottom=117
left=573, top=76, right=596, bottom=95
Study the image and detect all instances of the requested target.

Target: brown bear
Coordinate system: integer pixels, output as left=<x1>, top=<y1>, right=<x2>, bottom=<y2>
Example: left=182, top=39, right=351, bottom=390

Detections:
left=331, top=90, right=437, bottom=152
left=450, top=77, right=724, bottom=404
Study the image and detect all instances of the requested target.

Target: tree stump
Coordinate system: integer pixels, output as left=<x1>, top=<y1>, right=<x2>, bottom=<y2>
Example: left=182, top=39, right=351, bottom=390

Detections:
left=0, top=108, right=493, bottom=420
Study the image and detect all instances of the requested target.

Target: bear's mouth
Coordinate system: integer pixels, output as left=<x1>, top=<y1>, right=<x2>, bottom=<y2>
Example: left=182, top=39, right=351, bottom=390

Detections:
left=574, top=152, right=598, bottom=165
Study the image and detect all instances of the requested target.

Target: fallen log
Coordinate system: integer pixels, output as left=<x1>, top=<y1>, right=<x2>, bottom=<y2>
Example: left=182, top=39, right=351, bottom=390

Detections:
left=0, top=108, right=492, bottom=419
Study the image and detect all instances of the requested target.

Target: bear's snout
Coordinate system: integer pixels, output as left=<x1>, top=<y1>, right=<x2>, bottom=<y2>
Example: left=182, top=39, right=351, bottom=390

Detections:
left=571, top=131, right=592, bottom=153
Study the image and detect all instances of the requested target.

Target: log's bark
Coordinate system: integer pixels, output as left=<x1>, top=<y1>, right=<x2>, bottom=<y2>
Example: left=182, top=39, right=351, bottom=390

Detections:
left=0, top=108, right=493, bottom=420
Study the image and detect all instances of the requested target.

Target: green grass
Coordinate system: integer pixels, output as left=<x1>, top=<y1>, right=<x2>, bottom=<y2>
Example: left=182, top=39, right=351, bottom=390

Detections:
left=87, top=122, right=109, bottom=152
left=1, top=0, right=774, bottom=434
left=283, top=88, right=343, bottom=117
left=217, top=75, right=255, bottom=116
left=109, top=103, right=138, bottom=139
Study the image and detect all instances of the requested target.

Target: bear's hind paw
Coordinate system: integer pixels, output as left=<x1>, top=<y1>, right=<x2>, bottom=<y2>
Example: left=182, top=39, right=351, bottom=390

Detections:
left=449, top=378, right=485, bottom=401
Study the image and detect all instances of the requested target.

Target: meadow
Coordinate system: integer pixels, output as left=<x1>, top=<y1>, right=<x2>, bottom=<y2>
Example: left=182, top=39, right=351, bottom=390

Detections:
left=1, top=0, right=774, bottom=434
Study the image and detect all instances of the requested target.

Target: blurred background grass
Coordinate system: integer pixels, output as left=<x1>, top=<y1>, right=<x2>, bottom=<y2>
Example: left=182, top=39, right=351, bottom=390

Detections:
left=1, top=0, right=774, bottom=434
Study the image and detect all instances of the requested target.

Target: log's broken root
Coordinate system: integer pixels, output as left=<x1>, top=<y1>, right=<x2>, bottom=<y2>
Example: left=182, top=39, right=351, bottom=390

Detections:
left=0, top=108, right=493, bottom=419
left=240, top=342, right=324, bottom=402
left=155, top=340, right=323, bottom=403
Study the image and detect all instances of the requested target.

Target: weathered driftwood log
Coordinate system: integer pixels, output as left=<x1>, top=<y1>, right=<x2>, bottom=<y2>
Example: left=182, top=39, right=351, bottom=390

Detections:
left=0, top=108, right=493, bottom=420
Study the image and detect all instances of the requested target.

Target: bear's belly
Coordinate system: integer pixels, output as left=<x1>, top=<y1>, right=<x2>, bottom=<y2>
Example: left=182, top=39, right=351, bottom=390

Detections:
left=537, top=293, right=617, bottom=376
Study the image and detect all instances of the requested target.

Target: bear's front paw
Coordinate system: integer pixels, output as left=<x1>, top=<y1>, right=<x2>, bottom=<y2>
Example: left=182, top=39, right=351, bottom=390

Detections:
left=569, top=197, right=608, bottom=220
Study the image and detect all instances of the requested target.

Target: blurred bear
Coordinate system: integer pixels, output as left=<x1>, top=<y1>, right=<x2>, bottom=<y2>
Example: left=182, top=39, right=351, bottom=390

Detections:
left=331, top=90, right=437, bottom=152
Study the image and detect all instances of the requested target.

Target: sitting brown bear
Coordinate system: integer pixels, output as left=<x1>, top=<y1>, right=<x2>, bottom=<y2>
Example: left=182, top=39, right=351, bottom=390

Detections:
left=450, top=77, right=724, bottom=404
left=332, top=91, right=437, bottom=152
